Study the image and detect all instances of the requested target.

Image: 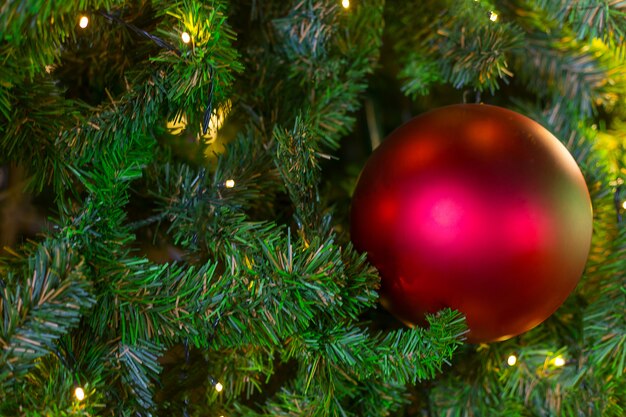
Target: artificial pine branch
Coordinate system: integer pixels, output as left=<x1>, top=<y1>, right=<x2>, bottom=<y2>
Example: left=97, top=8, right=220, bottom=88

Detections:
left=509, top=0, right=626, bottom=118
left=0, top=241, right=94, bottom=395
left=533, top=0, right=626, bottom=42
left=389, top=0, right=524, bottom=96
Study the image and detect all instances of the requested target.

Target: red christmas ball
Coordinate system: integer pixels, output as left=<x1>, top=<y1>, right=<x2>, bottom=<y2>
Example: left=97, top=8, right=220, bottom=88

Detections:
left=351, top=104, right=593, bottom=343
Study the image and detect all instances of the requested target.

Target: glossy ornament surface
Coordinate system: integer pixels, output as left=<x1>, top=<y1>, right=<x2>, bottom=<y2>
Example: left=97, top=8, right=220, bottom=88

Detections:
left=350, top=104, right=593, bottom=343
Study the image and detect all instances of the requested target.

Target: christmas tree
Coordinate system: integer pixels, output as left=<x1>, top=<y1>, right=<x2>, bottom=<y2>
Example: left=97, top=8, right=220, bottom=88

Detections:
left=1, top=0, right=624, bottom=415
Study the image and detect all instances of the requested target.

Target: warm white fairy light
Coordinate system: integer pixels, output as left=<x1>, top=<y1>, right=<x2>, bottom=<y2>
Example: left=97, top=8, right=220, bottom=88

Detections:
left=507, top=354, right=517, bottom=366
left=74, top=386, right=86, bottom=401
left=181, top=31, right=191, bottom=44
left=166, top=114, right=187, bottom=136
left=215, top=382, right=224, bottom=392
left=225, top=179, right=235, bottom=188
left=79, top=16, right=89, bottom=29
left=553, top=355, right=566, bottom=367
left=342, top=0, right=350, bottom=8
left=489, top=11, right=498, bottom=21
left=622, top=200, right=626, bottom=210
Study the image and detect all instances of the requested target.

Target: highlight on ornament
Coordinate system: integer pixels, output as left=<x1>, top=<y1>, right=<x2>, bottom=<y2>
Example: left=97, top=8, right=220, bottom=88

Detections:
left=507, top=354, right=517, bottom=366
left=79, top=15, right=89, bottom=28
left=215, top=382, right=224, bottom=392
left=74, top=386, right=86, bottom=401
left=181, top=31, right=191, bottom=44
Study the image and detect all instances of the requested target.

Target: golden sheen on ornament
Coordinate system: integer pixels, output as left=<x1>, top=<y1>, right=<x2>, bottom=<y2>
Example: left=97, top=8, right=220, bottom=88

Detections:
left=350, top=104, right=593, bottom=343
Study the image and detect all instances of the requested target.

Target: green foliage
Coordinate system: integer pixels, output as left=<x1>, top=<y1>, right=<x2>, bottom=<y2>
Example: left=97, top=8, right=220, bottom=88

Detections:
left=117, top=340, right=165, bottom=412
left=231, top=310, right=465, bottom=417
left=264, top=0, right=384, bottom=149
left=584, top=227, right=626, bottom=378
left=0, top=241, right=94, bottom=395
left=274, top=116, right=326, bottom=232
left=156, top=0, right=244, bottom=122
left=534, top=0, right=626, bottom=42
left=389, top=0, right=524, bottom=96
left=1, top=0, right=625, bottom=415
left=91, top=258, right=218, bottom=344
left=0, top=1, right=122, bottom=81
left=511, top=2, right=626, bottom=117
left=0, top=78, right=80, bottom=192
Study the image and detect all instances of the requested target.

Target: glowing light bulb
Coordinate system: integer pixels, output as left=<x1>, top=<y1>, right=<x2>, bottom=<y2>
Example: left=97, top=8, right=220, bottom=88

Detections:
left=215, top=382, right=224, bottom=392
left=181, top=32, right=191, bottom=43
left=225, top=179, right=235, bottom=188
left=79, top=16, right=89, bottom=29
left=489, top=11, right=498, bottom=21
left=74, top=386, right=85, bottom=401
left=507, top=354, right=517, bottom=366
left=553, top=355, right=565, bottom=367
left=342, top=0, right=350, bottom=8
left=167, top=114, right=187, bottom=135
left=622, top=200, right=626, bottom=210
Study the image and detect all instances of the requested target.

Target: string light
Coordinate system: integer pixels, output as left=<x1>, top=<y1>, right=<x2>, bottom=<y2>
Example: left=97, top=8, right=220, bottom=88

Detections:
left=181, top=31, right=191, bottom=44
left=489, top=11, right=498, bottom=22
left=622, top=200, right=626, bottom=210
left=342, top=0, right=350, bottom=8
left=224, top=179, right=235, bottom=188
left=215, top=382, right=224, bottom=392
left=507, top=354, right=517, bottom=366
left=553, top=355, right=566, bottom=367
left=79, top=16, right=89, bottom=29
left=74, top=386, right=86, bottom=401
